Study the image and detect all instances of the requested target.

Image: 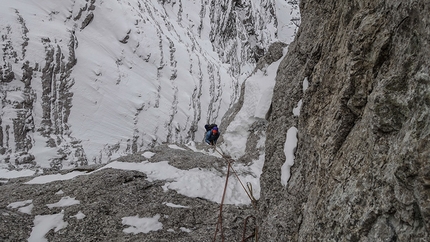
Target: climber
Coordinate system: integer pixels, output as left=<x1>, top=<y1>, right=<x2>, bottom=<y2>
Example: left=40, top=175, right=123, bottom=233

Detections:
left=204, top=123, right=217, bottom=132
left=205, top=125, right=220, bottom=146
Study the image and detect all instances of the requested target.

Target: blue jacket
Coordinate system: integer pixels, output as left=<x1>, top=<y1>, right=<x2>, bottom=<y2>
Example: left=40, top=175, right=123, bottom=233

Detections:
left=205, top=130, right=220, bottom=144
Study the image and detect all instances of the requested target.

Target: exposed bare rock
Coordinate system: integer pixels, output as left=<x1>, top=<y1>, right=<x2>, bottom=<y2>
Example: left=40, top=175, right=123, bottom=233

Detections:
left=0, top=63, right=15, bottom=83
left=259, top=0, right=430, bottom=241
left=254, top=41, right=288, bottom=72
left=81, top=12, right=94, bottom=30
left=0, top=145, right=255, bottom=242
left=209, top=0, right=279, bottom=76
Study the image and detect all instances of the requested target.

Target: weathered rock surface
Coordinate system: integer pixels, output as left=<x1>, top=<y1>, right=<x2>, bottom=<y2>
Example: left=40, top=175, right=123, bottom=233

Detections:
left=0, top=144, right=256, bottom=242
left=259, top=0, right=429, bottom=241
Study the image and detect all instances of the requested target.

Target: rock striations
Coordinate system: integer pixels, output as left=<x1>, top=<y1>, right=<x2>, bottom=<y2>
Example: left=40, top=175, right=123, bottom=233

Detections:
left=260, top=0, right=429, bottom=241
left=0, top=0, right=281, bottom=167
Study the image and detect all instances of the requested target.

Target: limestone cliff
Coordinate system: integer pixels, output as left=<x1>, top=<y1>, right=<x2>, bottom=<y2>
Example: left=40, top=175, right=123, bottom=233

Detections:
left=0, top=0, right=283, bottom=167
left=260, top=0, right=429, bottom=241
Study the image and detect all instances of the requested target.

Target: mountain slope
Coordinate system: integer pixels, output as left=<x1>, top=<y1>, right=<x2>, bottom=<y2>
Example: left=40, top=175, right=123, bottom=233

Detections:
left=0, top=41, right=290, bottom=241
left=0, top=0, right=298, bottom=168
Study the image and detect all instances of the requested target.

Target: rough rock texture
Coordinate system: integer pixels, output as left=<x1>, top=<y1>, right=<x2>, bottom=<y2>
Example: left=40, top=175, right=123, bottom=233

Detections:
left=209, top=0, right=279, bottom=76
left=0, top=145, right=255, bottom=242
left=260, top=0, right=430, bottom=241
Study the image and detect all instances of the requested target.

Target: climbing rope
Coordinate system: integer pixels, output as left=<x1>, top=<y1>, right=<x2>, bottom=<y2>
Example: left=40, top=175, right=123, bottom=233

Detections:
left=212, top=146, right=259, bottom=242
left=242, top=215, right=257, bottom=242
left=246, top=182, right=257, bottom=206
left=213, top=161, right=231, bottom=242
left=213, top=147, right=257, bottom=207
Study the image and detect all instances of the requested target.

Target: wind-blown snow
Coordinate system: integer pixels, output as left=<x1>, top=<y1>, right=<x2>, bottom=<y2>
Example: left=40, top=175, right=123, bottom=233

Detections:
left=55, top=190, right=64, bottom=195
left=303, top=77, right=309, bottom=92
left=28, top=210, right=68, bottom=242
left=7, top=199, right=34, bottom=214
left=220, top=51, right=287, bottom=159
left=71, top=211, right=86, bottom=220
left=163, top=202, right=189, bottom=208
left=7, top=199, right=32, bottom=209
left=19, top=204, right=34, bottom=215
left=281, top=127, right=298, bottom=186
left=25, top=171, right=87, bottom=185
left=122, top=214, right=163, bottom=234
left=275, top=0, right=301, bottom=44
left=293, top=99, right=303, bottom=116
left=16, top=142, right=263, bottom=205
left=99, top=159, right=258, bottom=205
left=0, top=169, right=36, bottom=179
left=167, top=144, right=186, bottom=151
left=46, top=196, right=80, bottom=208
left=293, top=77, right=309, bottom=117
left=142, top=151, right=156, bottom=159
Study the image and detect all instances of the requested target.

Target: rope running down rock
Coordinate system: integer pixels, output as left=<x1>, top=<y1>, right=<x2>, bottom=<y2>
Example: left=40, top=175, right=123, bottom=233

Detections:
left=212, top=146, right=259, bottom=242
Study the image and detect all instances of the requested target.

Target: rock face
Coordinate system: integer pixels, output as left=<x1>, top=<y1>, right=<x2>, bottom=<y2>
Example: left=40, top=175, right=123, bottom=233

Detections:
left=0, top=145, right=255, bottom=242
left=260, top=0, right=429, bottom=241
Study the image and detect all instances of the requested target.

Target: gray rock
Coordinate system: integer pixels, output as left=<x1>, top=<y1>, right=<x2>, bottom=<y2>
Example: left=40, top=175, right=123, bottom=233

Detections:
left=0, top=145, right=256, bottom=241
left=259, top=0, right=430, bottom=241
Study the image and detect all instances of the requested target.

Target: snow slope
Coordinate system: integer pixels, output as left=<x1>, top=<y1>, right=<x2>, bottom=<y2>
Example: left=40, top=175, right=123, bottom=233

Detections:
left=0, top=0, right=298, bottom=168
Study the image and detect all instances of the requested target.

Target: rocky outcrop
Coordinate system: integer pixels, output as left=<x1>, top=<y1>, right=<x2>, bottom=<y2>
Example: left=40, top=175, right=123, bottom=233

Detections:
left=0, top=144, right=256, bottom=241
left=260, top=0, right=429, bottom=241
left=209, top=0, right=279, bottom=76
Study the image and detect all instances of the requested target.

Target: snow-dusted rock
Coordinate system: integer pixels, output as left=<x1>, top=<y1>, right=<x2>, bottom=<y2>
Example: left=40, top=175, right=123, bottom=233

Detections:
left=0, top=0, right=298, bottom=169
left=0, top=144, right=259, bottom=241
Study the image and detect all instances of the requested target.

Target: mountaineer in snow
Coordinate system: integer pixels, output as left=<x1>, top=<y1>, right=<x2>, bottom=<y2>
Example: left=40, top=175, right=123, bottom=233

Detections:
left=204, top=124, right=220, bottom=145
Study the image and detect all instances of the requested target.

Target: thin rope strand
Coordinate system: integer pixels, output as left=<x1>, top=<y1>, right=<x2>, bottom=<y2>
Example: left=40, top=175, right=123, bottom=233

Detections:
left=213, top=162, right=231, bottom=242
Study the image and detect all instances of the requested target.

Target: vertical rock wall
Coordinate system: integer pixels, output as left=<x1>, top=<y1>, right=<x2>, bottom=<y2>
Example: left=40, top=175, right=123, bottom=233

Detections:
left=260, top=0, right=429, bottom=240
